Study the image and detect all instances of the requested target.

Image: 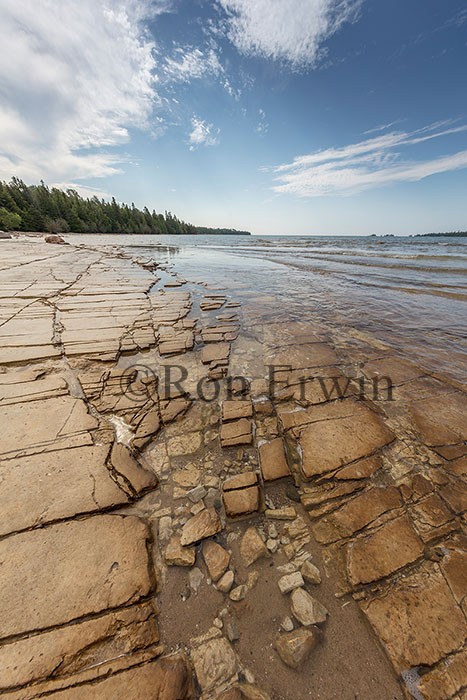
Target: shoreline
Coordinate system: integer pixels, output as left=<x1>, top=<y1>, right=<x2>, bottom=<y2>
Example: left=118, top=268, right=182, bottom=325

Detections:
left=0, top=236, right=465, bottom=699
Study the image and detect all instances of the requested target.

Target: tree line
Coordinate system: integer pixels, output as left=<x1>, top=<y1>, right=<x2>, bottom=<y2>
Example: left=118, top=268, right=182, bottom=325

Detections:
left=0, top=177, right=250, bottom=235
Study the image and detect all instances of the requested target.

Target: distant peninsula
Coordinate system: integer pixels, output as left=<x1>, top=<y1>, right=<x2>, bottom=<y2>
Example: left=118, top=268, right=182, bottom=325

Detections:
left=414, top=231, right=467, bottom=237
left=0, top=178, right=251, bottom=235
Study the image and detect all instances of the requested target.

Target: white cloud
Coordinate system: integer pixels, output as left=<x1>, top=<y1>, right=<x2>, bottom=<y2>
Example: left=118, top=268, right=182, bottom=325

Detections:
left=217, top=0, right=361, bottom=68
left=188, top=117, right=220, bottom=150
left=162, top=47, right=223, bottom=82
left=271, top=122, right=467, bottom=196
left=0, top=0, right=169, bottom=184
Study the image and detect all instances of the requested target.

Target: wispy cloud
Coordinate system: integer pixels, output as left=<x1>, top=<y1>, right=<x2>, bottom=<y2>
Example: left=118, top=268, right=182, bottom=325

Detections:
left=363, top=119, right=406, bottom=135
left=271, top=121, right=467, bottom=196
left=188, top=117, right=220, bottom=150
left=216, top=0, right=361, bottom=68
left=0, top=0, right=168, bottom=183
left=256, top=108, right=269, bottom=134
left=161, top=47, right=223, bottom=83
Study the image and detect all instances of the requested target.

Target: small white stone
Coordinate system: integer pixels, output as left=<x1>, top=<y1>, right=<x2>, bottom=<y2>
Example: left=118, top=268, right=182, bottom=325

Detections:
left=213, top=617, right=223, bottom=628
left=281, top=616, right=294, bottom=632
left=266, top=538, right=279, bottom=553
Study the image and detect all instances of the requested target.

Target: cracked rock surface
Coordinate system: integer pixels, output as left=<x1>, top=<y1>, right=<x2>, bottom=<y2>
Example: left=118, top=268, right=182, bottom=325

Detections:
left=0, top=238, right=465, bottom=700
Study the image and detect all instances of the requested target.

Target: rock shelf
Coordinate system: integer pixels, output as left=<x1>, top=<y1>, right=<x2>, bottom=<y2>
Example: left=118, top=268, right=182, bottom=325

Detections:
left=0, top=238, right=465, bottom=700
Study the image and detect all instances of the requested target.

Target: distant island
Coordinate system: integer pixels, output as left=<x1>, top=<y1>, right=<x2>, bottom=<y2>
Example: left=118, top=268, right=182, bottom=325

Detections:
left=0, top=178, right=251, bottom=235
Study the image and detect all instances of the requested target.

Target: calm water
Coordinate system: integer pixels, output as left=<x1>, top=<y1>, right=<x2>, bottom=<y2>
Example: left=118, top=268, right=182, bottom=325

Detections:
left=67, top=234, right=467, bottom=385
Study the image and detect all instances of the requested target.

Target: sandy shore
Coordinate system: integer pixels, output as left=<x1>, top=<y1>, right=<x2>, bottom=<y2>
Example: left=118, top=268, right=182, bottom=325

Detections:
left=0, top=237, right=465, bottom=699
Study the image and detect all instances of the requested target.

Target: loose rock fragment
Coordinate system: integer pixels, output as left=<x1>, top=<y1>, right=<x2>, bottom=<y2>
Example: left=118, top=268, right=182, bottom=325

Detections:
left=301, top=560, right=321, bottom=585
left=164, top=536, right=196, bottom=567
left=217, top=570, right=235, bottom=593
left=180, top=508, right=222, bottom=546
left=240, top=527, right=270, bottom=567
left=191, top=637, right=238, bottom=693
left=265, top=506, right=296, bottom=520
left=290, top=588, right=329, bottom=626
left=203, top=541, right=231, bottom=582
left=274, top=627, right=322, bottom=670
left=278, top=572, right=304, bottom=595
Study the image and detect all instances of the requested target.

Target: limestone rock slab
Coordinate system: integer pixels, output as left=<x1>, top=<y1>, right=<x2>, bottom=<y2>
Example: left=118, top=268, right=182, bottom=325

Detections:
left=0, top=514, right=152, bottom=638
left=347, top=515, right=424, bottom=586
left=259, top=438, right=290, bottom=481
left=362, top=563, right=467, bottom=672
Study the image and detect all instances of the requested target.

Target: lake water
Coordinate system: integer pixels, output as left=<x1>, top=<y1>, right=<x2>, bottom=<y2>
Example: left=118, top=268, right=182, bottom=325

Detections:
left=66, top=233, right=467, bottom=386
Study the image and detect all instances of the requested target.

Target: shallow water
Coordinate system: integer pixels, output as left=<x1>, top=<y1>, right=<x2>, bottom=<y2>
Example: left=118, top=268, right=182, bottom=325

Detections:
left=67, top=233, right=467, bottom=385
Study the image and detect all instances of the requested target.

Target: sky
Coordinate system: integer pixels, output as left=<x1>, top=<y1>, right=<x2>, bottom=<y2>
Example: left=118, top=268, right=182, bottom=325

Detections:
left=0, top=0, right=466, bottom=236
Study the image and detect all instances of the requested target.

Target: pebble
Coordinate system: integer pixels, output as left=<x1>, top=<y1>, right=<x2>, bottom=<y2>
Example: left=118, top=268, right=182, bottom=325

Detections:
left=301, top=560, right=322, bottom=585
left=266, top=538, right=279, bottom=553
left=229, top=584, right=248, bottom=602
left=281, top=616, right=294, bottom=632
left=225, top=618, right=240, bottom=642
left=216, top=570, right=234, bottom=593
left=188, top=485, right=207, bottom=503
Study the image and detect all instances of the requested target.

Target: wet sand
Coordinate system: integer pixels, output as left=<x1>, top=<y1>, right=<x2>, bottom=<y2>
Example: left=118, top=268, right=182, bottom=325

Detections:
left=0, top=236, right=465, bottom=700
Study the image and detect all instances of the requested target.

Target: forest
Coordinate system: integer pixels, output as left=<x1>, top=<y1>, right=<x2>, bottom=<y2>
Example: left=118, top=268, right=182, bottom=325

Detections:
left=0, top=178, right=250, bottom=235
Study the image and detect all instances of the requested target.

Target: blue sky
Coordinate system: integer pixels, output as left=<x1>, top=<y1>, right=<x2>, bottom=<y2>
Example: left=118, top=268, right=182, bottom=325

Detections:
left=0, top=0, right=466, bottom=235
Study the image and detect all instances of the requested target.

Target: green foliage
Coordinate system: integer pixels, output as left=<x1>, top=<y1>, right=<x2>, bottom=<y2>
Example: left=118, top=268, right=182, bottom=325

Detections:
left=0, top=178, right=199, bottom=235
left=0, top=207, right=22, bottom=231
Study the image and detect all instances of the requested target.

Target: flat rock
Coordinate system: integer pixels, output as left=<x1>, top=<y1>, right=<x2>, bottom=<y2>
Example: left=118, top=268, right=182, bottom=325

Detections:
left=191, top=637, right=238, bottom=693
left=0, top=602, right=159, bottom=691
left=290, top=588, right=329, bottom=626
left=274, top=627, right=322, bottom=670
left=409, top=392, right=467, bottom=446
left=223, top=485, right=260, bottom=518
left=220, top=418, right=253, bottom=447
left=164, top=535, right=196, bottom=567
left=0, top=515, right=152, bottom=639
left=240, top=527, right=269, bottom=567
left=347, top=515, right=424, bottom=586
left=0, top=395, right=98, bottom=459
left=259, top=438, right=290, bottom=481
left=328, top=486, right=402, bottom=539
left=223, top=472, right=258, bottom=491
left=203, top=541, right=231, bottom=581
left=222, top=400, right=253, bottom=421
left=0, top=445, right=129, bottom=537
left=202, top=343, right=230, bottom=364
left=180, top=507, right=222, bottom=546
left=418, top=648, right=467, bottom=700
left=297, top=399, right=393, bottom=479
left=27, top=653, right=195, bottom=699
left=362, top=563, right=467, bottom=672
